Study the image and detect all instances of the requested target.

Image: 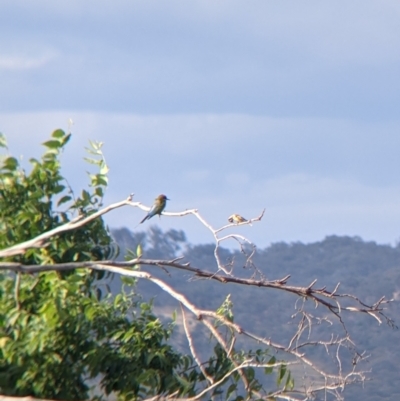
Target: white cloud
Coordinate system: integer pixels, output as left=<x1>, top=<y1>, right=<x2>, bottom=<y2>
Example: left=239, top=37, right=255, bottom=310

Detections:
left=1, top=1, right=399, bottom=116
left=0, top=53, right=56, bottom=71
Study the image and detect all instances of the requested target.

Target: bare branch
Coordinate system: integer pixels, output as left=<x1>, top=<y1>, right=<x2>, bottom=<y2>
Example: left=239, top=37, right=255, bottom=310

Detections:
left=180, top=304, right=214, bottom=385
left=0, top=256, right=393, bottom=326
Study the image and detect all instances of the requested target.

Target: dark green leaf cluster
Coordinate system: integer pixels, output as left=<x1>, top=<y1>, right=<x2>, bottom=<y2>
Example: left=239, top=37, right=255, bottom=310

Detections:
left=0, top=268, right=188, bottom=400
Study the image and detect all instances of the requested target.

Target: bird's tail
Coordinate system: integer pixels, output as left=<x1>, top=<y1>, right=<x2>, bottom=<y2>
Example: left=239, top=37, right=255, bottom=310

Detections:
left=139, top=214, right=149, bottom=224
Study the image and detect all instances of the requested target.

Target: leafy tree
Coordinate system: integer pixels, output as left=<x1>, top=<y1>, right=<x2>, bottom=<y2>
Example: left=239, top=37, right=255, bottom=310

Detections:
left=0, top=131, right=111, bottom=266
left=0, top=131, right=196, bottom=399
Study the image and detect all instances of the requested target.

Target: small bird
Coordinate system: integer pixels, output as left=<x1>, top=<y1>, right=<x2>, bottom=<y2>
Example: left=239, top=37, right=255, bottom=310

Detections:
left=139, top=194, right=169, bottom=224
left=228, top=214, right=248, bottom=224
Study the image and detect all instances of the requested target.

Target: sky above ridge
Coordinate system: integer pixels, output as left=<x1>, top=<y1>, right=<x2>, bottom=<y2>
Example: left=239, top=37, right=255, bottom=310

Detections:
left=2, top=1, right=400, bottom=247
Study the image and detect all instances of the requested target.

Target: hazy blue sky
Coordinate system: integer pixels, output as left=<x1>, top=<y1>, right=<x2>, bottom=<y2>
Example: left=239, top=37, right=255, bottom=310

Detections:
left=2, top=1, right=400, bottom=247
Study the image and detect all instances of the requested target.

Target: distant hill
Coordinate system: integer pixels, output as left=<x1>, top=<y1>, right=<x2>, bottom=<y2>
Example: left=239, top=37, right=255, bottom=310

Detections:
left=111, top=226, right=400, bottom=401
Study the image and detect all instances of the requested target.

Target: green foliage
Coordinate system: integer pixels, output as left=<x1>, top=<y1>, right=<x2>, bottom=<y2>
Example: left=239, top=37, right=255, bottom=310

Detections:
left=0, top=268, right=186, bottom=400
left=216, top=294, right=234, bottom=323
left=0, top=131, right=187, bottom=400
left=0, top=130, right=111, bottom=265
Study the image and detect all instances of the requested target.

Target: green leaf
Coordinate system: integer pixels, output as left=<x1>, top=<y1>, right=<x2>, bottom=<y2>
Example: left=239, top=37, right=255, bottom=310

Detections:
left=120, top=275, right=137, bottom=287
left=84, top=157, right=100, bottom=165
left=57, top=195, right=72, bottom=206
left=85, top=305, right=97, bottom=321
left=100, top=164, right=109, bottom=175
left=95, top=187, right=103, bottom=197
left=285, top=372, right=294, bottom=391
left=264, top=356, right=276, bottom=374
left=277, top=364, right=287, bottom=386
left=94, top=175, right=108, bottom=186
left=42, top=140, right=62, bottom=149
left=2, top=156, right=18, bottom=170
left=136, top=244, right=142, bottom=258
left=88, top=140, right=99, bottom=150
left=62, top=133, right=71, bottom=146
left=82, top=189, right=91, bottom=201
left=88, top=140, right=104, bottom=151
left=39, top=301, right=58, bottom=327
left=0, top=133, right=7, bottom=148
left=8, top=308, right=21, bottom=326
left=226, top=383, right=237, bottom=399
left=0, top=337, right=10, bottom=348
left=246, top=367, right=255, bottom=382
left=52, top=129, right=66, bottom=139
left=53, top=184, right=65, bottom=194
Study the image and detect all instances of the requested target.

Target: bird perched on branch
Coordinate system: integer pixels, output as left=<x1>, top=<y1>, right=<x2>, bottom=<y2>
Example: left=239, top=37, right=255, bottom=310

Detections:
left=139, top=194, right=169, bottom=224
left=228, top=214, right=248, bottom=224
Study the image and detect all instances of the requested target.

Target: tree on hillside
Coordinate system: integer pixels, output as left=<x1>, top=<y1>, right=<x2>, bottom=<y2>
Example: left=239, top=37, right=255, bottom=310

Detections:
left=0, top=130, right=395, bottom=401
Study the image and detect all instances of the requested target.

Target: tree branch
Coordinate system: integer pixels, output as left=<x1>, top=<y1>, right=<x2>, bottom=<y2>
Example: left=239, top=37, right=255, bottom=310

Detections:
left=1, top=257, right=393, bottom=327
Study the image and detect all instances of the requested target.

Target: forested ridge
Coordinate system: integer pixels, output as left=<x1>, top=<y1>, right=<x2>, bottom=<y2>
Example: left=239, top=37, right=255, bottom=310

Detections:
left=113, top=227, right=400, bottom=401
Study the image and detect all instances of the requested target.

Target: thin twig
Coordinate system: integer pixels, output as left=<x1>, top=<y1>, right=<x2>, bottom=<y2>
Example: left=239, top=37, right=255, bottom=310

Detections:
left=180, top=304, right=213, bottom=385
